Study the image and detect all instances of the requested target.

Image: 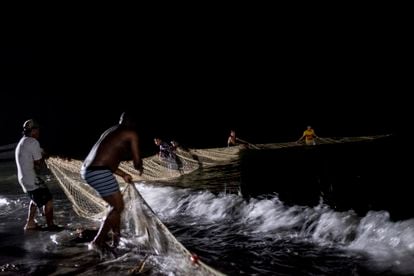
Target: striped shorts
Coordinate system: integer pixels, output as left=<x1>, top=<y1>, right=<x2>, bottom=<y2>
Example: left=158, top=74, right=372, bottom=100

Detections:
left=81, top=167, right=119, bottom=197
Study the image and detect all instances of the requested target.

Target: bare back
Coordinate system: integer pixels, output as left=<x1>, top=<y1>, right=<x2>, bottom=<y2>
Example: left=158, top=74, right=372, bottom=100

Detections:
left=82, top=125, right=141, bottom=172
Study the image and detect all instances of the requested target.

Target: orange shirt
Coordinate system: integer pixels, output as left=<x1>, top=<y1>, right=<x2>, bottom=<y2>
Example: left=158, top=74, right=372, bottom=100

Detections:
left=303, top=129, right=316, bottom=142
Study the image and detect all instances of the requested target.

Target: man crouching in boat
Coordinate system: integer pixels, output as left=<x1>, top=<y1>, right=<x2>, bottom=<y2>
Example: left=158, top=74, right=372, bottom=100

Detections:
left=80, top=112, right=143, bottom=255
left=228, top=130, right=251, bottom=149
left=154, top=137, right=183, bottom=173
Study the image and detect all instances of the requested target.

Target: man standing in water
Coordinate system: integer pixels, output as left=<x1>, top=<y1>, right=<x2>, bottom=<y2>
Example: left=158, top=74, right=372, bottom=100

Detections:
left=227, top=129, right=253, bottom=149
left=297, top=125, right=319, bottom=145
left=227, top=130, right=239, bottom=147
left=81, top=112, right=143, bottom=254
left=15, top=119, right=60, bottom=231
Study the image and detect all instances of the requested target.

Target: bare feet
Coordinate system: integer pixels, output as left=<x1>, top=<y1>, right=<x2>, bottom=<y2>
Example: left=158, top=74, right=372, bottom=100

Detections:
left=24, top=223, right=42, bottom=231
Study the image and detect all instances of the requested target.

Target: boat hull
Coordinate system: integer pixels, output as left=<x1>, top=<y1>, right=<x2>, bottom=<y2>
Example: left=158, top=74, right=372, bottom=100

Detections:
left=240, top=135, right=410, bottom=220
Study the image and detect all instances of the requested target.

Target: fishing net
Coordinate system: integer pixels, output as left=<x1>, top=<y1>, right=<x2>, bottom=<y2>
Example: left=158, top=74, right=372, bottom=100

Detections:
left=46, top=157, right=225, bottom=275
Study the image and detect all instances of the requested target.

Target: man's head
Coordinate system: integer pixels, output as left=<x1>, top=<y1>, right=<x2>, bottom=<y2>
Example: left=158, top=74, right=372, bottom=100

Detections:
left=154, top=137, right=161, bottom=146
left=119, top=112, right=135, bottom=127
left=23, top=119, right=40, bottom=137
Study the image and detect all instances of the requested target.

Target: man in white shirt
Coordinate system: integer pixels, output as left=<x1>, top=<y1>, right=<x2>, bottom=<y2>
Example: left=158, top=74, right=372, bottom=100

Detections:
left=15, top=119, right=59, bottom=231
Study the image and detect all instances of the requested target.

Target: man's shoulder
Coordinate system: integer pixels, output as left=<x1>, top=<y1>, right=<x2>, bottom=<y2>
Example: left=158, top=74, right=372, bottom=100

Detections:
left=111, top=125, right=136, bottom=134
left=22, top=136, right=40, bottom=146
left=116, top=128, right=138, bottom=141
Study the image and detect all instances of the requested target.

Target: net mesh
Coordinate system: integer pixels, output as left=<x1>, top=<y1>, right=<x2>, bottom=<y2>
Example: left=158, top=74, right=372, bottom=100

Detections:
left=256, top=135, right=390, bottom=149
left=121, top=146, right=241, bottom=182
left=46, top=157, right=225, bottom=275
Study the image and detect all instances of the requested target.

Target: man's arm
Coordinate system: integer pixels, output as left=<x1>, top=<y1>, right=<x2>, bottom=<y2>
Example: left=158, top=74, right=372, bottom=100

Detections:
left=33, top=145, right=49, bottom=175
left=34, top=158, right=49, bottom=175
left=114, top=168, right=133, bottom=183
left=129, top=132, right=143, bottom=176
left=227, top=137, right=233, bottom=147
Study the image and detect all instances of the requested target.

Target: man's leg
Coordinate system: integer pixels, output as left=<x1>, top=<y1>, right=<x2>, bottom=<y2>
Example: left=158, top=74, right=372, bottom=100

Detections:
left=44, top=200, right=54, bottom=227
left=92, top=191, right=124, bottom=247
left=24, top=200, right=38, bottom=230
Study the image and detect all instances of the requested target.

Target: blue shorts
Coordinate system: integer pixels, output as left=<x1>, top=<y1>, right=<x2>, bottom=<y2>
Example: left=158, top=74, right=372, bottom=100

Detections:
left=81, top=167, right=119, bottom=197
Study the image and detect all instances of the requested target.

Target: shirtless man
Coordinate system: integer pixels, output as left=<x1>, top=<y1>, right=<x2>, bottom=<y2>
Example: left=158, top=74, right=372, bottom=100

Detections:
left=227, top=130, right=238, bottom=147
left=80, top=112, right=143, bottom=253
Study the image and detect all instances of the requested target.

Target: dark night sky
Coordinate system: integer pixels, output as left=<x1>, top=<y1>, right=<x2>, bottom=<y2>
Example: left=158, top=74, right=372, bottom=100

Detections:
left=0, top=21, right=408, bottom=159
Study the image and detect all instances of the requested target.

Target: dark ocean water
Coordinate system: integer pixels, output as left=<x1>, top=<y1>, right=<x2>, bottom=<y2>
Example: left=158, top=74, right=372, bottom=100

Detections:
left=1, top=135, right=413, bottom=275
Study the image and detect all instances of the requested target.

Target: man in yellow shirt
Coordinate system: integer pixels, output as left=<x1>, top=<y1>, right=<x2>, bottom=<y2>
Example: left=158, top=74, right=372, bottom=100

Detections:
left=297, top=126, right=318, bottom=145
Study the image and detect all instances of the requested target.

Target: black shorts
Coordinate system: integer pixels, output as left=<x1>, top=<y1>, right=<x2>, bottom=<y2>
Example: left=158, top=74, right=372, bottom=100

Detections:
left=27, top=188, right=53, bottom=208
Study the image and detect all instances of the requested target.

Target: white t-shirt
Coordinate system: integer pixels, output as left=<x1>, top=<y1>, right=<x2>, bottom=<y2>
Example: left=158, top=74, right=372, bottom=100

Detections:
left=15, top=136, right=43, bottom=192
